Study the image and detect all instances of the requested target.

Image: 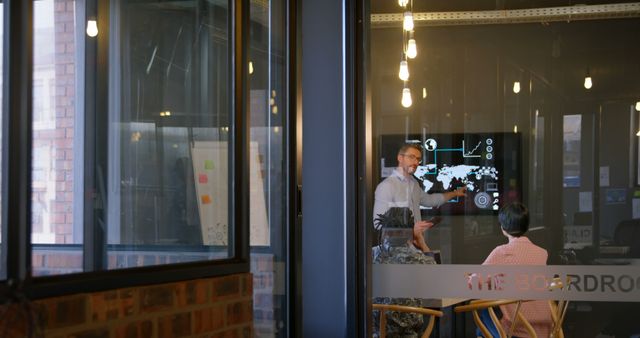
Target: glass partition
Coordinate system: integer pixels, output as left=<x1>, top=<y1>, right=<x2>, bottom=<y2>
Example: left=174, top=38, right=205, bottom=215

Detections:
left=249, top=0, right=290, bottom=336
left=31, top=0, right=238, bottom=275
left=369, top=3, right=640, bottom=337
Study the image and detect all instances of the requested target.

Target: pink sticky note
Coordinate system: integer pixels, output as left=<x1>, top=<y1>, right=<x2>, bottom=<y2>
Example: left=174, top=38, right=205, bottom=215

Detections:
left=199, top=174, right=208, bottom=184
left=201, top=195, right=212, bottom=204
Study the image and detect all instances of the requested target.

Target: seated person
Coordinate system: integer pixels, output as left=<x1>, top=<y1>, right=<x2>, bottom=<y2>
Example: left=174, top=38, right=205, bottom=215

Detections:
left=480, top=203, right=553, bottom=338
left=372, top=207, right=436, bottom=338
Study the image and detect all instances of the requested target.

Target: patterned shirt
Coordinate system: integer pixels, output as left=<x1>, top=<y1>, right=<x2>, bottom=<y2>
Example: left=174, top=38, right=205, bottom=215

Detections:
left=483, top=236, right=553, bottom=338
left=373, top=168, right=446, bottom=229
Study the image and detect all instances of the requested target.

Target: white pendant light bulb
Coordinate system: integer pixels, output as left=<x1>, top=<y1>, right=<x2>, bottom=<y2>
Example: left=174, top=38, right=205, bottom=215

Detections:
left=401, top=87, right=412, bottom=108
left=403, top=12, right=414, bottom=31
left=635, top=101, right=640, bottom=111
left=406, top=37, right=417, bottom=59
left=584, top=76, right=593, bottom=89
left=513, top=81, right=521, bottom=94
left=422, top=87, right=427, bottom=99
left=398, top=0, right=409, bottom=7
left=398, top=60, right=409, bottom=81
left=86, top=19, right=98, bottom=37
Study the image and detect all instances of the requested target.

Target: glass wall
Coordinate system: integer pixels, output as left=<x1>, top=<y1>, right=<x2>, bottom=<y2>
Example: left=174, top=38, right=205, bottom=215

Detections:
left=369, top=2, right=640, bottom=337
left=249, top=0, right=290, bottom=336
left=30, top=0, right=240, bottom=275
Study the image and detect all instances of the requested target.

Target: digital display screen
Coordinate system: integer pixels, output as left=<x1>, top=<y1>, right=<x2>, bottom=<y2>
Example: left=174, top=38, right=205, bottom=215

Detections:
left=379, top=132, right=521, bottom=215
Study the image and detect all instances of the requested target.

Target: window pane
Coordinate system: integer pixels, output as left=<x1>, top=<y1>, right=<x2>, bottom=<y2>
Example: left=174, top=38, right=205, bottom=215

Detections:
left=563, top=114, right=582, bottom=188
left=32, top=0, right=81, bottom=276
left=105, top=0, right=231, bottom=269
left=31, top=0, right=235, bottom=275
left=248, top=0, right=289, bottom=336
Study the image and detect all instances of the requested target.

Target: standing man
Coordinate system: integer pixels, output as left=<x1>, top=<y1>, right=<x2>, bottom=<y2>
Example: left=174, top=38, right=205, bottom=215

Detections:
left=374, top=143, right=466, bottom=251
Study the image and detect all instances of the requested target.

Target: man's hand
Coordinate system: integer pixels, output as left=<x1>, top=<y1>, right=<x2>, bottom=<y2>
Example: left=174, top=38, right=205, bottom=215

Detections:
left=444, top=186, right=467, bottom=201
left=413, top=221, right=434, bottom=252
left=414, top=220, right=435, bottom=232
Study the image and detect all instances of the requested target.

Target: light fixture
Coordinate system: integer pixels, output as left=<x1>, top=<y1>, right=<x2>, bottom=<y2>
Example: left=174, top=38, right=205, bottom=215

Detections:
left=403, top=12, right=414, bottom=31
left=86, top=19, right=98, bottom=37
left=398, top=59, right=409, bottom=81
left=583, top=68, right=593, bottom=89
left=398, top=0, right=409, bottom=7
left=249, top=61, right=254, bottom=74
left=635, top=101, right=640, bottom=111
left=406, top=32, right=417, bottom=59
left=401, top=85, right=412, bottom=108
left=512, top=81, right=521, bottom=94
left=422, top=87, right=427, bottom=99
left=513, top=125, right=518, bottom=133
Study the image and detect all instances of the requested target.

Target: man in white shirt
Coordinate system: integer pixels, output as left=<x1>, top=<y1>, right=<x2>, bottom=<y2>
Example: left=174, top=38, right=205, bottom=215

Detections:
left=373, top=143, right=466, bottom=251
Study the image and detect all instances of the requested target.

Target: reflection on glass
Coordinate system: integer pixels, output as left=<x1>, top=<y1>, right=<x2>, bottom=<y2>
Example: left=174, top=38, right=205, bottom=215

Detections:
left=106, top=1, right=232, bottom=268
left=31, top=0, right=81, bottom=276
left=249, top=0, right=289, bottom=336
left=563, top=115, right=582, bottom=188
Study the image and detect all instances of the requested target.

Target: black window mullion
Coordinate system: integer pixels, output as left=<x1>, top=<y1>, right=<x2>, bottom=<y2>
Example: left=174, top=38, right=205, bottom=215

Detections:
left=2, top=0, right=34, bottom=285
left=232, top=0, right=250, bottom=262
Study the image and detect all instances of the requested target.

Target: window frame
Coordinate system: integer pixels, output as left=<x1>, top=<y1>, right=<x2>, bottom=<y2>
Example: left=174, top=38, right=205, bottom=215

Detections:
left=1, top=0, right=251, bottom=300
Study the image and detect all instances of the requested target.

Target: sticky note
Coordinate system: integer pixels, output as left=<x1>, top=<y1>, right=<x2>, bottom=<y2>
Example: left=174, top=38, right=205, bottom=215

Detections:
left=201, top=195, right=212, bottom=204
left=204, top=160, right=214, bottom=170
left=198, top=174, right=208, bottom=184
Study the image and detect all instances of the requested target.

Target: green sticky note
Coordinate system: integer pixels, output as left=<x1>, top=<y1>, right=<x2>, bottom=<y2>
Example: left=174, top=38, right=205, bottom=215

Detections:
left=204, top=160, right=214, bottom=170
left=634, top=190, right=640, bottom=198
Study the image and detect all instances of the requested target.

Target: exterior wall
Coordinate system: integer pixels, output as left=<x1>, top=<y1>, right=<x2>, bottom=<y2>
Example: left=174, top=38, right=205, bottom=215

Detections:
left=32, top=0, right=76, bottom=244
left=1, top=273, right=253, bottom=338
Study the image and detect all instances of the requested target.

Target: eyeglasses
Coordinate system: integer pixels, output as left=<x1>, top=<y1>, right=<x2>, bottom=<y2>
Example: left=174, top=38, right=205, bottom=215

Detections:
left=400, top=153, right=422, bottom=164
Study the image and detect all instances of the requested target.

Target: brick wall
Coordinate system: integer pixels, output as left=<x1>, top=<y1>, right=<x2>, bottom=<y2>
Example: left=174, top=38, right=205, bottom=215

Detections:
left=0, top=274, right=253, bottom=338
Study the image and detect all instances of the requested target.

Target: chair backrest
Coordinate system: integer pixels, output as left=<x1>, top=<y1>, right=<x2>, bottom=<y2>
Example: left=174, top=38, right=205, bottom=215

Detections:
left=373, top=303, right=443, bottom=338
left=614, top=219, right=640, bottom=257
left=454, top=299, right=537, bottom=338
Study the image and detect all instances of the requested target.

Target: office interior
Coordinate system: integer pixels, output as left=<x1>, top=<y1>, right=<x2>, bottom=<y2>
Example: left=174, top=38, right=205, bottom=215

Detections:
left=367, top=0, right=640, bottom=337
left=1, top=0, right=640, bottom=337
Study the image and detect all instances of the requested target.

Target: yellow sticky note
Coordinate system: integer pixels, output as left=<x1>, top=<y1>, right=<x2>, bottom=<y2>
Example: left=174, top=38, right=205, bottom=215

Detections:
left=204, top=160, right=214, bottom=170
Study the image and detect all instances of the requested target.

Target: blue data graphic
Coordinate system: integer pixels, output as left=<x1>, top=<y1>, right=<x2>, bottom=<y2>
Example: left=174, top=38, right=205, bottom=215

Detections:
left=380, top=132, right=521, bottom=214
left=413, top=136, right=501, bottom=210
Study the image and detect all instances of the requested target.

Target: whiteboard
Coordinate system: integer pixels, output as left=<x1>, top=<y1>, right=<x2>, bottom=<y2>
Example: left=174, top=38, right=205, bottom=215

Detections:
left=191, top=141, right=270, bottom=246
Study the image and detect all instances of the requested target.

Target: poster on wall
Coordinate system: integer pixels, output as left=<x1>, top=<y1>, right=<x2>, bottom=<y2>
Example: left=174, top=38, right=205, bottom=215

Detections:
left=191, top=141, right=270, bottom=246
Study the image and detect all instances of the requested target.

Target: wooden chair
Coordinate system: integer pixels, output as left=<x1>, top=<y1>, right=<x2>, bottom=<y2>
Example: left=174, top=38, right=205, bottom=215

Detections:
left=373, top=303, right=444, bottom=338
left=548, top=277, right=569, bottom=338
left=454, top=299, right=536, bottom=338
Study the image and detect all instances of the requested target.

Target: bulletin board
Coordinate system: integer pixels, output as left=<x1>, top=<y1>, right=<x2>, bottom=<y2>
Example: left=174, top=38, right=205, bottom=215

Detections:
left=191, top=141, right=270, bottom=246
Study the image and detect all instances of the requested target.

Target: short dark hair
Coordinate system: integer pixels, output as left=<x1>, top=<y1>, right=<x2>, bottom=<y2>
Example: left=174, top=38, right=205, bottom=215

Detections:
left=498, top=202, right=529, bottom=237
left=398, top=143, right=422, bottom=156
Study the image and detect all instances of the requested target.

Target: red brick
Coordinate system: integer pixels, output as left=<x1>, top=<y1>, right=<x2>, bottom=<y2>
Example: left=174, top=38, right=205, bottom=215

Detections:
left=158, top=312, right=191, bottom=338
left=40, top=295, right=87, bottom=329
left=115, top=320, right=152, bottom=338
left=193, top=306, right=225, bottom=334
left=226, top=300, right=252, bottom=325
left=67, top=328, right=110, bottom=338
left=211, top=329, right=239, bottom=338
left=243, top=274, right=253, bottom=297
left=212, top=275, right=240, bottom=301
left=140, top=285, right=175, bottom=312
